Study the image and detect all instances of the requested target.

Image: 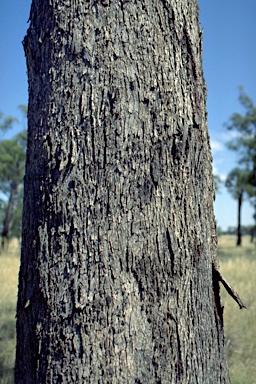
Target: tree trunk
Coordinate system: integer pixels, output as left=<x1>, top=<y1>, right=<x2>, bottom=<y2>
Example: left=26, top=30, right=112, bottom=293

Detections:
left=236, top=192, right=243, bottom=246
left=16, top=1, right=230, bottom=383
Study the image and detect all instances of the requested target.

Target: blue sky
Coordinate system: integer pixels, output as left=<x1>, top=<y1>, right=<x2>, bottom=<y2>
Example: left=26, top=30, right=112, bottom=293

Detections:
left=199, top=0, right=256, bottom=230
left=0, top=0, right=255, bottom=230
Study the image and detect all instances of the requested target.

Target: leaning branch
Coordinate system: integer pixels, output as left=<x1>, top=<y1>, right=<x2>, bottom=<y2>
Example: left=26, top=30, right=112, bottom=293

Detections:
left=214, top=267, right=246, bottom=309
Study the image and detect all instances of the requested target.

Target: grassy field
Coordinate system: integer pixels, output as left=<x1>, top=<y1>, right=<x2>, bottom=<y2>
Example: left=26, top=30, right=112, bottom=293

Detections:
left=0, top=236, right=255, bottom=383
left=0, top=240, right=20, bottom=384
left=218, top=235, right=256, bottom=384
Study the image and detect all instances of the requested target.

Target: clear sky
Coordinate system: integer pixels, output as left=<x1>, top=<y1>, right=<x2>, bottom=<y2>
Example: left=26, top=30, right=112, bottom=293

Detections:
left=0, top=0, right=255, bottom=230
left=199, top=0, right=256, bottom=230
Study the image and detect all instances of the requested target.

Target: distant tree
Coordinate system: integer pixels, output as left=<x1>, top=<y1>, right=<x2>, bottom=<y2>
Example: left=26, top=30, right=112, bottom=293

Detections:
left=214, top=174, right=222, bottom=192
left=250, top=207, right=256, bottom=242
left=226, top=88, right=256, bottom=199
left=0, top=112, right=18, bottom=132
left=0, top=109, right=27, bottom=248
left=225, top=167, right=252, bottom=246
left=224, top=227, right=237, bottom=235
left=226, top=90, right=256, bottom=242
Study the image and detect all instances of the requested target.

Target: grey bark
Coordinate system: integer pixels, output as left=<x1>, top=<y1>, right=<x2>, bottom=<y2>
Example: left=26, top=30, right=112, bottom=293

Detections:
left=16, top=0, right=230, bottom=383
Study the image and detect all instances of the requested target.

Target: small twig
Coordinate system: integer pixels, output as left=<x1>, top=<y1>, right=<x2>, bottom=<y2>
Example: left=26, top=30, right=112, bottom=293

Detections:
left=214, top=268, right=246, bottom=309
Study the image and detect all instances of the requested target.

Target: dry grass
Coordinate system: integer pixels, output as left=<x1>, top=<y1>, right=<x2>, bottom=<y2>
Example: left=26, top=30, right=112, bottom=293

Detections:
left=218, top=235, right=256, bottom=384
left=0, top=240, right=20, bottom=384
left=0, top=236, right=255, bottom=383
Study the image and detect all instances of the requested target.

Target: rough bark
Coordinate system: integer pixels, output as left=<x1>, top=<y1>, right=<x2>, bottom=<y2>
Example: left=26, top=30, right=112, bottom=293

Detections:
left=16, top=0, right=230, bottom=383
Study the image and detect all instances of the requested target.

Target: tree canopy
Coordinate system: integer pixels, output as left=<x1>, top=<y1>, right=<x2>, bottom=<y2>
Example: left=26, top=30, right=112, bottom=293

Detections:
left=226, top=88, right=256, bottom=196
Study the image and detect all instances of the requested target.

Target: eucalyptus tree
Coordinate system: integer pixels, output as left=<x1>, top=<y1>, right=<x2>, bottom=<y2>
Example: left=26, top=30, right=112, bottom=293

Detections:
left=226, top=89, right=256, bottom=240
left=225, top=167, right=252, bottom=246
left=0, top=110, right=27, bottom=247
left=0, top=112, right=18, bottom=132
left=226, top=88, right=256, bottom=194
left=16, top=1, right=241, bottom=383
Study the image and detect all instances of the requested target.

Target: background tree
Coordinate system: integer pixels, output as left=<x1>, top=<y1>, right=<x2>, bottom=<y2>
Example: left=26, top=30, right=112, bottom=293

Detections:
left=225, top=167, right=253, bottom=246
left=16, top=1, right=237, bottom=382
left=0, top=113, right=18, bottom=132
left=251, top=210, right=256, bottom=242
left=226, top=88, right=256, bottom=218
left=0, top=108, right=27, bottom=248
left=214, top=174, right=222, bottom=193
